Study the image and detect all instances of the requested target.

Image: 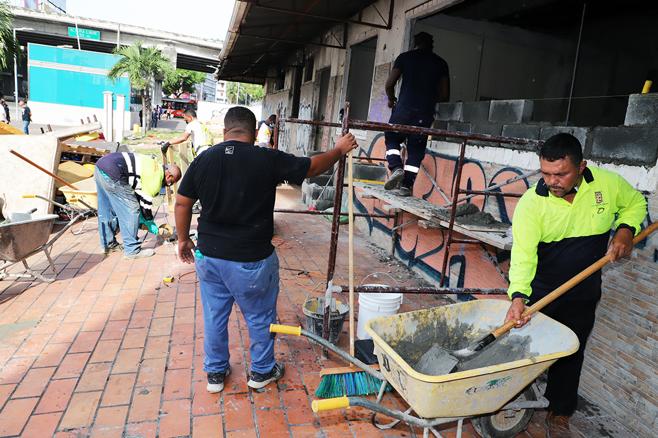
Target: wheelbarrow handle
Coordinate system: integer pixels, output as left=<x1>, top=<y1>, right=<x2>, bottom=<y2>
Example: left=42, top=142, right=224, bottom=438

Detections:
left=312, top=396, right=349, bottom=412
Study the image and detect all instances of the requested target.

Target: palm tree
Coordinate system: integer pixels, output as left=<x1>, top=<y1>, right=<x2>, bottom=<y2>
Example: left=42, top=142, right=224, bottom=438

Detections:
left=108, top=42, right=172, bottom=132
left=0, top=2, right=20, bottom=71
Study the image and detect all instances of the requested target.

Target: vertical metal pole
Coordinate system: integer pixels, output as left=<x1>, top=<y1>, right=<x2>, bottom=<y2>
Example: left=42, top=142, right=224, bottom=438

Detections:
left=74, top=16, right=81, bottom=50
left=565, top=2, right=587, bottom=125
left=116, top=24, right=121, bottom=49
left=13, top=28, right=19, bottom=122
left=440, top=140, right=467, bottom=287
left=322, top=102, right=350, bottom=342
left=273, top=108, right=280, bottom=150
left=391, top=210, right=400, bottom=256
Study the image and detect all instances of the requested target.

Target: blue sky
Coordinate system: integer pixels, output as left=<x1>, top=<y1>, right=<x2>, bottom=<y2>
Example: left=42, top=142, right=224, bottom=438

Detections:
left=66, top=0, right=235, bottom=41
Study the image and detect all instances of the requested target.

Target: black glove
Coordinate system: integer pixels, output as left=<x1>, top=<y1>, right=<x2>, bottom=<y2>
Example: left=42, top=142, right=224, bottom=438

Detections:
left=160, top=141, right=170, bottom=154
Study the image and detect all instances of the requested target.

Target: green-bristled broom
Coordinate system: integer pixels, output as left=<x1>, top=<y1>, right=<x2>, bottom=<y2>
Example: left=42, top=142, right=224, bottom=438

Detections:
left=315, top=150, right=388, bottom=399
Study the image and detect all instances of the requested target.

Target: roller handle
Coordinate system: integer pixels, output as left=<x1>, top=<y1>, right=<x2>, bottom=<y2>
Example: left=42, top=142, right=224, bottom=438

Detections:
left=311, top=396, right=350, bottom=413
left=22, top=194, right=35, bottom=198
left=269, top=324, right=302, bottom=336
left=491, top=221, right=658, bottom=339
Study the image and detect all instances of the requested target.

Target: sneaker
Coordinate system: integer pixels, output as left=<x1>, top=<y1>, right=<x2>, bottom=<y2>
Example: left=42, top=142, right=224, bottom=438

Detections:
left=393, top=186, right=412, bottom=197
left=103, top=241, right=123, bottom=255
left=247, top=362, right=285, bottom=389
left=545, top=412, right=575, bottom=438
left=207, top=367, right=231, bottom=393
left=384, top=167, right=404, bottom=190
left=123, top=248, right=155, bottom=259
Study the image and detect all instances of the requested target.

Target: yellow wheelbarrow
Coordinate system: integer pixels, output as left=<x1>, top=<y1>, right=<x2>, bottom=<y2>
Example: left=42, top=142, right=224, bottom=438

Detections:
left=271, top=299, right=579, bottom=438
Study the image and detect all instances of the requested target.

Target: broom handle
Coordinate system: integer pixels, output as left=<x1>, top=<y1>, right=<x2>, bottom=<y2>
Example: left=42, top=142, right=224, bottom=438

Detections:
left=492, top=221, right=658, bottom=338
left=348, top=149, right=355, bottom=358
left=10, top=149, right=79, bottom=190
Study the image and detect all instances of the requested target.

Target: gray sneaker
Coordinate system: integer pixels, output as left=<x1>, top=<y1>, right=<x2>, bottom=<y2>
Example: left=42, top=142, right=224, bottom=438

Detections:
left=124, top=248, right=155, bottom=259
left=384, top=167, right=405, bottom=190
left=103, top=241, right=123, bottom=255
left=393, top=186, right=412, bottom=197
left=207, top=367, right=231, bottom=393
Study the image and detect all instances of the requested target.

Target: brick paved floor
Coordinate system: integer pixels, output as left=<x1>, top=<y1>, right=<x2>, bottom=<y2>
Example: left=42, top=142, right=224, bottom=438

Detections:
left=0, top=186, right=623, bottom=437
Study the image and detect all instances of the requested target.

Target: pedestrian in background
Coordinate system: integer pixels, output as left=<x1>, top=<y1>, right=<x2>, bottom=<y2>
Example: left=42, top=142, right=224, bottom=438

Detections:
left=0, top=99, right=9, bottom=123
left=19, top=99, right=31, bottom=134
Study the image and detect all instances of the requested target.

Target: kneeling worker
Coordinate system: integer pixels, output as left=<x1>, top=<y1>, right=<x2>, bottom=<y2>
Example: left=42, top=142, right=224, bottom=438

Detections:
left=505, top=133, right=646, bottom=437
left=95, top=152, right=181, bottom=258
left=175, top=106, right=358, bottom=393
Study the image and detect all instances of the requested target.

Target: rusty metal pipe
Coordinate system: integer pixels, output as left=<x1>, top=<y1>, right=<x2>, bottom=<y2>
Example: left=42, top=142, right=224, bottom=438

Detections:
left=338, top=285, right=507, bottom=295
left=440, top=140, right=467, bottom=287
left=274, top=208, right=392, bottom=218
left=459, top=190, right=523, bottom=198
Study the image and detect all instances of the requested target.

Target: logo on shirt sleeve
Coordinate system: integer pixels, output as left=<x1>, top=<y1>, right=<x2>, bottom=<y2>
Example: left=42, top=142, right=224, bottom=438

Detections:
left=225, top=146, right=234, bottom=155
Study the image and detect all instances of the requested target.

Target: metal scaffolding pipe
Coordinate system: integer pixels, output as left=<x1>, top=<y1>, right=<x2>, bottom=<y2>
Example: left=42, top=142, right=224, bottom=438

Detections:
left=274, top=208, right=392, bottom=219
left=338, top=285, right=507, bottom=295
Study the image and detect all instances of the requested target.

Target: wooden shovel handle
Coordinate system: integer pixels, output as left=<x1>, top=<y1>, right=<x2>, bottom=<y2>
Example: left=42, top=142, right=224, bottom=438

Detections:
left=492, top=221, right=658, bottom=338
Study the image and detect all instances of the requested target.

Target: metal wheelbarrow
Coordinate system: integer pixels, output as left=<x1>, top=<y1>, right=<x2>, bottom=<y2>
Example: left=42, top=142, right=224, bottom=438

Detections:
left=1, top=196, right=95, bottom=282
left=270, top=299, right=579, bottom=438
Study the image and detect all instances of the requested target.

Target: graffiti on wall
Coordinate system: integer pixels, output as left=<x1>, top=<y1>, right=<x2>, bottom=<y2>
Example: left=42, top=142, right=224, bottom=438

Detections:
left=354, top=134, right=531, bottom=288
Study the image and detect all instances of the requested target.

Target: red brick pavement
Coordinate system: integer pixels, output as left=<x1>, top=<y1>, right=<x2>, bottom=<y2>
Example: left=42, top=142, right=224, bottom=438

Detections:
left=0, top=186, right=550, bottom=437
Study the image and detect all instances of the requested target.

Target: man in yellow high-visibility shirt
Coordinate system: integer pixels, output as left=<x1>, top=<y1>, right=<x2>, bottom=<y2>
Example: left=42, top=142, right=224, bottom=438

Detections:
left=505, top=133, right=646, bottom=437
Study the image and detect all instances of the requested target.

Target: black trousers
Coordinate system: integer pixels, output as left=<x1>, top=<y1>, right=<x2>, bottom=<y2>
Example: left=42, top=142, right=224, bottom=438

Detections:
left=384, top=106, right=433, bottom=188
left=535, top=297, right=598, bottom=416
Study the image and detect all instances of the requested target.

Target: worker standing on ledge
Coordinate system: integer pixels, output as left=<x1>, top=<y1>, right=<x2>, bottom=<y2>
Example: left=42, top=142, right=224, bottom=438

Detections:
left=174, top=106, right=357, bottom=393
left=384, top=31, right=450, bottom=197
left=504, top=133, right=646, bottom=437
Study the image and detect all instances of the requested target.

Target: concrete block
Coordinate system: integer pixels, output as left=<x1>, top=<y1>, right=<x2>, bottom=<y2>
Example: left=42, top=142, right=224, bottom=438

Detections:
left=489, top=99, right=534, bottom=124
left=436, top=102, right=463, bottom=121
left=352, top=163, right=386, bottom=182
left=540, top=126, right=589, bottom=148
left=447, top=122, right=472, bottom=134
left=589, top=126, right=658, bottom=166
left=461, top=101, right=491, bottom=123
left=470, top=123, right=503, bottom=147
left=501, top=124, right=541, bottom=151
left=624, top=93, right=658, bottom=126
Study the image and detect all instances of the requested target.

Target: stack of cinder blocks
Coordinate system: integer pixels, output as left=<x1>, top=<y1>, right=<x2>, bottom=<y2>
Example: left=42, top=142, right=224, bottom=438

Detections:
left=301, top=153, right=387, bottom=211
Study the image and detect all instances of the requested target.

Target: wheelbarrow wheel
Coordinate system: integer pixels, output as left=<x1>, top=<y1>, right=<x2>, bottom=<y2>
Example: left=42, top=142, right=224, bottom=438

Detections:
left=471, top=386, right=535, bottom=438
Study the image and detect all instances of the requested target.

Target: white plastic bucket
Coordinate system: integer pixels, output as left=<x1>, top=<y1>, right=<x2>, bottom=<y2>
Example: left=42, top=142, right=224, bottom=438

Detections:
left=357, top=286, right=403, bottom=340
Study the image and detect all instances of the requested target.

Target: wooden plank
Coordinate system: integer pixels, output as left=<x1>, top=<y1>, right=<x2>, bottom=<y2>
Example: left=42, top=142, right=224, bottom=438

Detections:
left=355, top=182, right=513, bottom=250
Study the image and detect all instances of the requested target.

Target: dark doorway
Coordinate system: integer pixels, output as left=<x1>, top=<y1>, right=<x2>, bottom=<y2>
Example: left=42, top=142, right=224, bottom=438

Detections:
left=346, top=37, right=377, bottom=120
left=314, top=68, right=331, bottom=151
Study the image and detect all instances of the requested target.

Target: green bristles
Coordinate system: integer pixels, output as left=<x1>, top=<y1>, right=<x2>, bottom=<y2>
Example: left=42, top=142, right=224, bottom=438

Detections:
left=315, top=371, right=390, bottom=398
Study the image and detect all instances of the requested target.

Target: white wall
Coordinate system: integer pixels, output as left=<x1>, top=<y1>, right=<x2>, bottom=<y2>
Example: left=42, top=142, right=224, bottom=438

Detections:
left=29, top=101, right=131, bottom=132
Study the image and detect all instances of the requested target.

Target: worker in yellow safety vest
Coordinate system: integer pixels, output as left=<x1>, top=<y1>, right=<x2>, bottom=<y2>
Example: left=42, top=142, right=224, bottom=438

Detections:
left=94, top=152, right=181, bottom=258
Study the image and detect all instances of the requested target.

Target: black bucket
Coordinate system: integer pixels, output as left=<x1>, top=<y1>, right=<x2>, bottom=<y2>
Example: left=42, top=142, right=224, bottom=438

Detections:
left=302, top=297, right=349, bottom=344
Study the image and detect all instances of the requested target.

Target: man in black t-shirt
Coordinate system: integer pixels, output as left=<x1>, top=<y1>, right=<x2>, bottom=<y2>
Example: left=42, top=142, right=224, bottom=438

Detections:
left=384, top=32, right=450, bottom=197
left=175, top=106, right=357, bottom=393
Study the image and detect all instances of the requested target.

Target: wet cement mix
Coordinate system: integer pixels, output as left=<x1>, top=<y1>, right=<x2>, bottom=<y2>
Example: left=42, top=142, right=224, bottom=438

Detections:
left=389, top=315, right=537, bottom=375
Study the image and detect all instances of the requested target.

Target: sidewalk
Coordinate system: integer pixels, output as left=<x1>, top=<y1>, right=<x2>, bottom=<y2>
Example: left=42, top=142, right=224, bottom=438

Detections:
left=0, top=186, right=628, bottom=437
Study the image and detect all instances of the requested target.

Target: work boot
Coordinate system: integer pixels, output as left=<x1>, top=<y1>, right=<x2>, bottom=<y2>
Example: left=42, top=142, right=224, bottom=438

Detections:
left=247, top=362, right=285, bottom=390
left=124, top=248, right=155, bottom=259
left=207, top=367, right=231, bottom=393
left=393, top=186, right=412, bottom=197
left=384, top=167, right=404, bottom=190
left=545, top=412, right=575, bottom=438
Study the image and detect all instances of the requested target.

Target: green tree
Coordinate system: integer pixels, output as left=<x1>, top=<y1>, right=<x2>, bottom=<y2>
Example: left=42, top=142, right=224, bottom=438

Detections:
left=108, top=42, right=172, bottom=132
left=0, top=2, right=20, bottom=70
left=227, top=82, right=265, bottom=105
left=163, top=69, right=206, bottom=98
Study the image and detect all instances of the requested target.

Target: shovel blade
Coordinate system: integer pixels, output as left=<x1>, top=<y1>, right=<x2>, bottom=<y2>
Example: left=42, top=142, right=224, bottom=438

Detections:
left=414, top=343, right=460, bottom=375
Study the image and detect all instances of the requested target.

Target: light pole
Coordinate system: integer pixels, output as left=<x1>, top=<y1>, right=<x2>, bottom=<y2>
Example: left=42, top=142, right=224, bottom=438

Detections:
left=13, top=27, right=33, bottom=122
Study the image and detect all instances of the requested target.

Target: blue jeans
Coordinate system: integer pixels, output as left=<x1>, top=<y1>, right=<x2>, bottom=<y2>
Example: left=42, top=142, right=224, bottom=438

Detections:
left=94, top=168, right=141, bottom=255
left=22, top=120, right=29, bottom=135
left=195, top=250, right=280, bottom=374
